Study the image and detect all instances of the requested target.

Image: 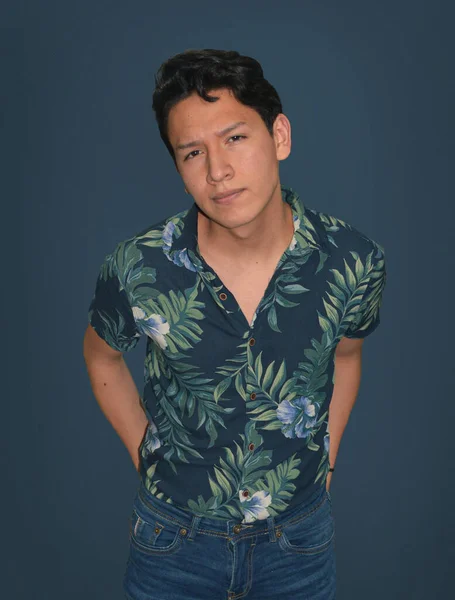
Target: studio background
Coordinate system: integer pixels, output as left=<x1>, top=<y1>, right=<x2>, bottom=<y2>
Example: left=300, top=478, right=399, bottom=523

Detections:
left=4, top=1, right=453, bottom=598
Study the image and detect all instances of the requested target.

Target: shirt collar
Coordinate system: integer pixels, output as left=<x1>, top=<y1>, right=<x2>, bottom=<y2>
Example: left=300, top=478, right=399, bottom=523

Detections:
left=168, top=184, right=331, bottom=258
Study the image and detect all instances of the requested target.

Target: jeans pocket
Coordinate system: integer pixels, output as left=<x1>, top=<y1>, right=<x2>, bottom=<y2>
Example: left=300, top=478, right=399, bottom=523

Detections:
left=277, top=495, right=334, bottom=555
left=130, top=509, right=185, bottom=556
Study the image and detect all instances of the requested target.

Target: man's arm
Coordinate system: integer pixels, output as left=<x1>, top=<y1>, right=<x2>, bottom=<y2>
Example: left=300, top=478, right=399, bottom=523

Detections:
left=83, top=324, right=148, bottom=472
left=326, top=336, right=364, bottom=491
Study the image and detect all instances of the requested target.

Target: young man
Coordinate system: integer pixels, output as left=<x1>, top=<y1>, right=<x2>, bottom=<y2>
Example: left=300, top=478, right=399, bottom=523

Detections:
left=84, top=49, right=386, bottom=599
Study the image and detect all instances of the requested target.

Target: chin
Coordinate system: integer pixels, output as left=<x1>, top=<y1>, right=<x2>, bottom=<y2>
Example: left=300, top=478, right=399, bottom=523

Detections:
left=217, top=208, right=264, bottom=230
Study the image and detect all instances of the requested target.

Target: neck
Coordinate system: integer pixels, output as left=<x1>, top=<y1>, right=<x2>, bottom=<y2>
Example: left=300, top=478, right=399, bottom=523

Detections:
left=197, top=188, right=294, bottom=267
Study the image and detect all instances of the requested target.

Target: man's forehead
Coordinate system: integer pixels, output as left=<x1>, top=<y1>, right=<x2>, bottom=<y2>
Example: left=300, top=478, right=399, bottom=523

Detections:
left=170, top=104, right=256, bottom=150
left=174, top=120, right=252, bottom=150
left=169, top=92, right=257, bottom=141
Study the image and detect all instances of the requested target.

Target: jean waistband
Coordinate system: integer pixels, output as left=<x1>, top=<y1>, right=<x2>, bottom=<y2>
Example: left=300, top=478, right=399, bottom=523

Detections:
left=134, top=480, right=329, bottom=541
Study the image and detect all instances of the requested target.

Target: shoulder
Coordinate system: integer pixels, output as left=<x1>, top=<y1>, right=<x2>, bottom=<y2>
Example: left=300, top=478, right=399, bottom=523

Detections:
left=109, top=206, right=191, bottom=269
left=134, top=205, right=191, bottom=242
left=306, top=206, right=385, bottom=264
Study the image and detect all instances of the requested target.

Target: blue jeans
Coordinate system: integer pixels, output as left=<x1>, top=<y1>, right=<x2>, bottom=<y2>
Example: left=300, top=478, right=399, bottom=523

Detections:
left=123, top=480, right=336, bottom=599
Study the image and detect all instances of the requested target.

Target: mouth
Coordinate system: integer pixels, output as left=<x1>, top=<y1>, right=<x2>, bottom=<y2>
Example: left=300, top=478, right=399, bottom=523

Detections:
left=212, top=188, right=245, bottom=204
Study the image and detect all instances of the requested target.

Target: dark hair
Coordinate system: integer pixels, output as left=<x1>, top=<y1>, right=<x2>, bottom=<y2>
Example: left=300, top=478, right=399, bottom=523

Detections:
left=152, top=48, right=283, bottom=164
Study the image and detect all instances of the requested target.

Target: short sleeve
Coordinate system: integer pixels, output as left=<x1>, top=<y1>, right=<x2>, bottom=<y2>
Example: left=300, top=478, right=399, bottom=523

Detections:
left=88, top=244, right=141, bottom=353
left=344, top=246, right=387, bottom=339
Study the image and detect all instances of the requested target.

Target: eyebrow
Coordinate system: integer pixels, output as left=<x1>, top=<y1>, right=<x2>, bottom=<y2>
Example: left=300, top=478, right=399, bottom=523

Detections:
left=175, top=121, right=248, bottom=151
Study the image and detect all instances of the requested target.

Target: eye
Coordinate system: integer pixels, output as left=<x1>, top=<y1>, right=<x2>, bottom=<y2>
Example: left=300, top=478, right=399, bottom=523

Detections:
left=183, top=135, right=247, bottom=161
left=183, top=150, right=200, bottom=161
left=228, top=135, right=246, bottom=143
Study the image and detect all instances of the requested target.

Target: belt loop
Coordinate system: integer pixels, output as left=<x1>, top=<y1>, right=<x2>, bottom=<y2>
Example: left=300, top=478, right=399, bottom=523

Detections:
left=267, top=515, right=277, bottom=542
left=187, top=515, right=201, bottom=541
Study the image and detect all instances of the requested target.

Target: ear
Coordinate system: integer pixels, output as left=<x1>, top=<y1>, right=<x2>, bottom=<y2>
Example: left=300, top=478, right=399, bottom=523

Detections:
left=273, top=113, right=292, bottom=161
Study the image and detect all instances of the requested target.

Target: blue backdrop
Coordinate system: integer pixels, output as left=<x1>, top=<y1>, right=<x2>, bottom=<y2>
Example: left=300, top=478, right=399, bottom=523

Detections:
left=5, top=0, right=453, bottom=598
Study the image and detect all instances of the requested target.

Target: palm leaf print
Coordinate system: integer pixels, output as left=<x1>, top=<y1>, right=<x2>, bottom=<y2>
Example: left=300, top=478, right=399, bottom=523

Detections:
left=348, top=244, right=386, bottom=334
left=90, top=244, right=143, bottom=351
left=316, top=211, right=353, bottom=233
left=136, top=209, right=189, bottom=250
left=187, top=421, right=301, bottom=522
left=153, top=370, right=236, bottom=474
left=293, top=213, right=323, bottom=251
left=152, top=283, right=205, bottom=354
left=314, top=423, right=331, bottom=485
left=315, top=211, right=353, bottom=250
left=144, top=462, right=173, bottom=503
left=286, top=187, right=321, bottom=252
left=230, top=341, right=328, bottom=453
left=140, top=283, right=236, bottom=473
left=98, top=251, right=115, bottom=281
left=320, top=245, right=385, bottom=340
left=259, top=262, right=312, bottom=333
left=89, top=309, right=139, bottom=352
left=243, top=349, right=292, bottom=431
left=117, top=241, right=159, bottom=304
left=214, top=332, right=329, bottom=450
left=213, top=330, right=250, bottom=402
left=256, top=206, right=330, bottom=332
left=254, top=454, right=302, bottom=516
left=140, top=281, right=206, bottom=373
left=136, top=229, right=164, bottom=248
left=289, top=245, right=384, bottom=462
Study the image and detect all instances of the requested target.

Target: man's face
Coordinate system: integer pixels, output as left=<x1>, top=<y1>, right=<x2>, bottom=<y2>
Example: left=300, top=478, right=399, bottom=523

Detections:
left=167, top=87, right=291, bottom=231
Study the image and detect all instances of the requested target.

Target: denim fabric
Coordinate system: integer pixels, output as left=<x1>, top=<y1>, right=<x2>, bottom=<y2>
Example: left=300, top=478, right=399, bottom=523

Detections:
left=123, top=479, right=336, bottom=599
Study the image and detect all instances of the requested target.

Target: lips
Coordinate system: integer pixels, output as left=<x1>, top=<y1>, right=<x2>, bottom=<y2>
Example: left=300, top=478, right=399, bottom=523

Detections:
left=212, top=188, right=245, bottom=202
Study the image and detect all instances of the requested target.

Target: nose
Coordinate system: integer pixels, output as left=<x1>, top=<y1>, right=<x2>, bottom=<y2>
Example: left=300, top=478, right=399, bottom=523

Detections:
left=206, top=147, right=234, bottom=184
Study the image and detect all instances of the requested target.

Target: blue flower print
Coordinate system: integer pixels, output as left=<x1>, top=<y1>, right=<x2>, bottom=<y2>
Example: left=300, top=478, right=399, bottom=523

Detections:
left=161, top=220, right=175, bottom=253
left=324, top=432, right=330, bottom=454
left=162, top=221, right=197, bottom=272
left=288, top=215, right=300, bottom=251
left=141, top=419, right=162, bottom=458
left=171, top=248, right=197, bottom=270
left=239, top=489, right=272, bottom=523
left=276, top=396, right=319, bottom=439
left=132, top=307, right=170, bottom=349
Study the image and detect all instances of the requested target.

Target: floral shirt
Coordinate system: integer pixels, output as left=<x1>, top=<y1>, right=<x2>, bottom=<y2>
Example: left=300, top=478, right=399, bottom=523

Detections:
left=88, top=185, right=387, bottom=524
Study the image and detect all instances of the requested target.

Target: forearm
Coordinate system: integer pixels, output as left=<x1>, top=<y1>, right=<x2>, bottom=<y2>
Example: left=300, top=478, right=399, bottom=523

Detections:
left=327, top=352, right=362, bottom=469
left=84, top=353, right=148, bottom=471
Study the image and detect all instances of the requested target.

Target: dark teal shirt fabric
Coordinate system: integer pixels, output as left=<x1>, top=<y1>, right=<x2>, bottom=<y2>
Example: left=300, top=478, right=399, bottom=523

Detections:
left=88, top=185, right=387, bottom=523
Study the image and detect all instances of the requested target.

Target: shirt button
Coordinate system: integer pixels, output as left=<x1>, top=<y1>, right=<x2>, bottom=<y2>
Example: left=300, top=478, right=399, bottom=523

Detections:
left=250, top=392, right=257, bottom=400
left=242, top=489, right=250, bottom=498
left=248, top=443, right=255, bottom=451
left=249, top=338, right=255, bottom=346
left=219, top=292, right=227, bottom=301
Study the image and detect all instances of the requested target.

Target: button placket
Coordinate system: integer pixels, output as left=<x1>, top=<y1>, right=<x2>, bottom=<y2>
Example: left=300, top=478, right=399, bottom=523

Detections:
left=215, top=287, right=237, bottom=315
